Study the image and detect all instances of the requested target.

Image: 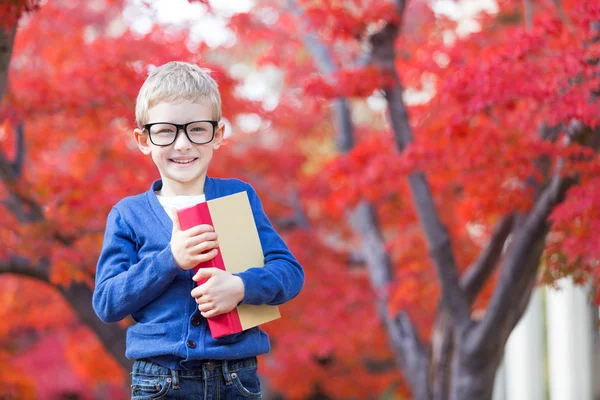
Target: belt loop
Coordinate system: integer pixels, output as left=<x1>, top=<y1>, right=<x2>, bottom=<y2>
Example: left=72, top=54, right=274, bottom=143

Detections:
left=171, top=369, right=180, bottom=390
left=222, top=360, right=233, bottom=385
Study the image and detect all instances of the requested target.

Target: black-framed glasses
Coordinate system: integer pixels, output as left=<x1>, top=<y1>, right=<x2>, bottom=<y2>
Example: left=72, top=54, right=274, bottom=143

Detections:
left=143, top=120, right=218, bottom=146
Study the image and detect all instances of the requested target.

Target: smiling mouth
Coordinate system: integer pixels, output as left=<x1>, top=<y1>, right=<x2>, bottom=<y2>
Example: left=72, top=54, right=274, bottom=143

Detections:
left=170, top=158, right=198, bottom=164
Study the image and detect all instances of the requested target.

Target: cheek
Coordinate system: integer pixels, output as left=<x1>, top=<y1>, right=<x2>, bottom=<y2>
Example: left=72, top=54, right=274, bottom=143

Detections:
left=199, top=148, right=214, bottom=160
left=151, top=149, right=169, bottom=163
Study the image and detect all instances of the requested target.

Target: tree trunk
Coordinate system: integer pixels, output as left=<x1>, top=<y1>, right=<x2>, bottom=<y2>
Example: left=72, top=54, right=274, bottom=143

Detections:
left=366, top=10, right=576, bottom=400
left=449, top=349, right=502, bottom=400
left=0, top=259, right=132, bottom=370
left=58, top=282, right=132, bottom=370
left=0, top=20, right=17, bottom=104
left=0, top=20, right=131, bottom=371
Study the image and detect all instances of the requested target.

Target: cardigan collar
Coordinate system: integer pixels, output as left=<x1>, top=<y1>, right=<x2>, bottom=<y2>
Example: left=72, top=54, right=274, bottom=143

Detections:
left=145, top=177, right=217, bottom=236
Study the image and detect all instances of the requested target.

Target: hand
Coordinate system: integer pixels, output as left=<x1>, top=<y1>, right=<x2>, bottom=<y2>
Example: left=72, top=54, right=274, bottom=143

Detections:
left=191, top=268, right=245, bottom=318
left=170, top=208, right=219, bottom=270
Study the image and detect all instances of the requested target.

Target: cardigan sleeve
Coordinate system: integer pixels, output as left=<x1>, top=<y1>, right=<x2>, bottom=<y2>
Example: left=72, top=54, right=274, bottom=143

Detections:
left=92, top=207, right=181, bottom=323
left=235, top=183, right=304, bottom=306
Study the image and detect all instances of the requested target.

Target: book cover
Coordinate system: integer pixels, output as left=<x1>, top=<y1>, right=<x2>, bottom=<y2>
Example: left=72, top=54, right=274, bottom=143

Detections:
left=176, top=191, right=281, bottom=338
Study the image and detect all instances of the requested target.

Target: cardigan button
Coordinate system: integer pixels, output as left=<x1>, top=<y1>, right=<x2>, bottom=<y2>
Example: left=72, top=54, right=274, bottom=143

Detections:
left=191, top=316, right=201, bottom=327
left=187, top=339, right=196, bottom=349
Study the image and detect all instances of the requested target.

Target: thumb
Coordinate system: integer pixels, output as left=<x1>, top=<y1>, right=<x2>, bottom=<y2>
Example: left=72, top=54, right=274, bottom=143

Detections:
left=171, top=208, right=181, bottom=232
left=193, top=267, right=219, bottom=282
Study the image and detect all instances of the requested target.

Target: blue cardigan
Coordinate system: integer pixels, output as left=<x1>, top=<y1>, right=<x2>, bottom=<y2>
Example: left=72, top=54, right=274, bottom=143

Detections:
left=92, top=177, right=304, bottom=370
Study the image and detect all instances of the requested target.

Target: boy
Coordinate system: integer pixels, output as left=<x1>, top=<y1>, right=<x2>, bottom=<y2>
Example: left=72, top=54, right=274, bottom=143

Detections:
left=92, top=61, right=304, bottom=399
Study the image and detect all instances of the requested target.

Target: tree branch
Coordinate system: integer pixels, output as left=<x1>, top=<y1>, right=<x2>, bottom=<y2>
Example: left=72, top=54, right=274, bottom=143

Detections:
left=461, top=118, right=583, bottom=357
left=469, top=175, right=575, bottom=354
left=289, top=0, right=354, bottom=151
left=390, top=312, right=430, bottom=399
left=349, top=203, right=430, bottom=399
left=407, top=173, right=471, bottom=327
left=394, top=0, right=407, bottom=15
left=0, top=123, right=45, bottom=222
left=291, top=2, right=430, bottom=395
left=430, top=309, right=453, bottom=400
left=0, top=257, right=131, bottom=370
left=429, top=214, right=514, bottom=398
left=373, top=25, right=471, bottom=329
left=522, top=0, right=533, bottom=31
left=243, top=174, right=310, bottom=231
left=348, top=202, right=393, bottom=291
left=331, top=99, right=355, bottom=152
left=11, top=121, right=25, bottom=177
left=0, top=140, right=17, bottom=183
left=0, top=256, right=50, bottom=281
left=0, top=119, right=129, bottom=370
left=0, top=21, right=17, bottom=106
left=551, top=0, right=576, bottom=32
left=272, top=198, right=310, bottom=231
left=461, top=214, right=516, bottom=302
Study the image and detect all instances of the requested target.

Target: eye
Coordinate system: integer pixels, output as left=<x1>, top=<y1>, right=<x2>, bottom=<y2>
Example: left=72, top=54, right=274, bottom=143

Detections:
left=149, top=124, right=177, bottom=135
left=188, top=122, right=213, bottom=132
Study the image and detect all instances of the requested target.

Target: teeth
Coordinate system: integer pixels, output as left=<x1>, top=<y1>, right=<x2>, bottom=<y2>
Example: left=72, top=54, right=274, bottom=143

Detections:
left=172, top=158, right=196, bottom=164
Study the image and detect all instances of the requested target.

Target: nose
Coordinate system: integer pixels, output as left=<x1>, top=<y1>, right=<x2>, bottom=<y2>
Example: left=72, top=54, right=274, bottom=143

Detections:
left=173, top=128, right=192, bottom=150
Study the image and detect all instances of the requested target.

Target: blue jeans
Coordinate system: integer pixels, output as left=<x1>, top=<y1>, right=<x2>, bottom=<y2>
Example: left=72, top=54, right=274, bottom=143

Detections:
left=131, top=357, right=262, bottom=399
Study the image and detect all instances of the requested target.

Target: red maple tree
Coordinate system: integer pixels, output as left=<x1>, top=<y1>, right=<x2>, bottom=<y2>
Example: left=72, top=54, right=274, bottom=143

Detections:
left=0, top=0, right=598, bottom=399
left=221, top=0, right=599, bottom=398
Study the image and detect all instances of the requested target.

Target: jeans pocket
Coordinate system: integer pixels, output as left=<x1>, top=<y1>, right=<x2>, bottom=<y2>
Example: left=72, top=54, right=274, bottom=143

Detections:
left=231, top=365, right=262, bottom=398
left=131, top=373, right=171, bottom=399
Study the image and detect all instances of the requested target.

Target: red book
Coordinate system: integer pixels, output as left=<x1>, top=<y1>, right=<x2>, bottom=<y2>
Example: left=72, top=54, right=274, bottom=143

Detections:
left=176, top=191, right=280, bottom=338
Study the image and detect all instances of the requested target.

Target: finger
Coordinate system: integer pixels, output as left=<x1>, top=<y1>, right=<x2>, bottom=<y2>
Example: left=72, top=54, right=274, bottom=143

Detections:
left=190, top=240, right=219, bottom=254
left=190, top=286, right=205, bottom=299
left=196, top=296, right=212, bottom=306
left=198, top=303, right=213, bottom=313
left=184, top=233, right=218, bottom=249
left=182, top=224, right=215, bottom=236
left=201, top=309, right=220, bottom=318
left=193, top=266, right=219, bottom=282
left=190, top=249, right=219, bottom=267
left=195, top=294, right=211, bottom=305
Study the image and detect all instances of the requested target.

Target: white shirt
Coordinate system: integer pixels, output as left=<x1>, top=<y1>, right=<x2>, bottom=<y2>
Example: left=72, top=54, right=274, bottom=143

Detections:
left=155, top=193, right=206, bottom=220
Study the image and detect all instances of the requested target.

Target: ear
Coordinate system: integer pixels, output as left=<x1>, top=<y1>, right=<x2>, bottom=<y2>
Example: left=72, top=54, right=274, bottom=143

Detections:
left=212, top=122, right=225, bottom=150
left=133, top=127, right=152, bottom=155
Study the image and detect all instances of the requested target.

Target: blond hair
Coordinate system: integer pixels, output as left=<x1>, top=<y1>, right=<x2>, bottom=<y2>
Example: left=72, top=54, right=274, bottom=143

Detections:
left=135, top=61, right=222, bottom=127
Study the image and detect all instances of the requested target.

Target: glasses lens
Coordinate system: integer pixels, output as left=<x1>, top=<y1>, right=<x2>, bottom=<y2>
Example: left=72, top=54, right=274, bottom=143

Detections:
left=149, top=124, right=177, bottom=145
left=186, top=121, right=214, bottom=144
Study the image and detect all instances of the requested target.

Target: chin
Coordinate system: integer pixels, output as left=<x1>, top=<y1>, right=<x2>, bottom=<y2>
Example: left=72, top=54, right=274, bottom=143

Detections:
left=166, top=172, right=205, bottom=183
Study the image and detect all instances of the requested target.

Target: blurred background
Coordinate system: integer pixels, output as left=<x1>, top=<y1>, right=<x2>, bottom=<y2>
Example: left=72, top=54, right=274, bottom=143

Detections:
left=0, top=0, right=598, bottom=399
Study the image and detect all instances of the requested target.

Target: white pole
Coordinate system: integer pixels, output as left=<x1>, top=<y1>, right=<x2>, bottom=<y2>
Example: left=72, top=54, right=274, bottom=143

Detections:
left=596, top=307, right=600, bottom=398
left=546, top=278, right=594, bottom=400
left=503, top=289, right=546, bottom=400
left=492, top=358, right=506, bottom=400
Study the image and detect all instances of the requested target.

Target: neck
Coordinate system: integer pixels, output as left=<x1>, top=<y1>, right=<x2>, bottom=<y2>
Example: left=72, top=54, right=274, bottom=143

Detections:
left=159, top=176, right=206, bottom=197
